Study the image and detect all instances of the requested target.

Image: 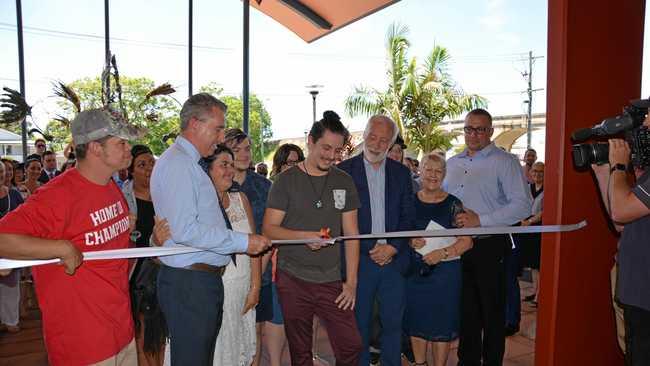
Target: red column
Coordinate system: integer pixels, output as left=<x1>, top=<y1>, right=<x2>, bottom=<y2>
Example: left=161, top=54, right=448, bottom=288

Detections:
left=538, top=0, right=645, bottom=364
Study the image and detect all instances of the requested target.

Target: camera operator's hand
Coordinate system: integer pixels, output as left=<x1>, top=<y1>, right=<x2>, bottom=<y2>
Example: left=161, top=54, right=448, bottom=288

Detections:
left=609, top=139, right=631, bottom=167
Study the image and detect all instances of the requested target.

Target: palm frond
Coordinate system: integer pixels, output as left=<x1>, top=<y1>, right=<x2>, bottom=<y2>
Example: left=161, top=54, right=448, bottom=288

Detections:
left=344, top=86, right=383, bottom=117
left=386, top=23, right=410, bottom=98
left=0, top=87, right=31, bottom=125
left=52, top=114, right=71, bottom=128
left=401, top=57, right=419, bottom=102
left=144, top=83, right=176, bottom=101
left=52, top=81, right=81, bottom=112
left=423, top=45, right=451, bottom=82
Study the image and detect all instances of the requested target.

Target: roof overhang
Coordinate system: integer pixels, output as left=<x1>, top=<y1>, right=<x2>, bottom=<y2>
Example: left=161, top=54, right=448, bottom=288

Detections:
left=250, top=0, right=401, bottom=43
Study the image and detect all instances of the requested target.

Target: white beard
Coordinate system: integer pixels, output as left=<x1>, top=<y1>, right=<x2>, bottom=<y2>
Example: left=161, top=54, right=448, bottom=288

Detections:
left=363, top=145, right=388, bottom=164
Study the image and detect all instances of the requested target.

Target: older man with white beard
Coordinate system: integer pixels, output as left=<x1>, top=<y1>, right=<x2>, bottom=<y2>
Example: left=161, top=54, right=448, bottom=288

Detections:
left=338, top=115, right=416, bottom=366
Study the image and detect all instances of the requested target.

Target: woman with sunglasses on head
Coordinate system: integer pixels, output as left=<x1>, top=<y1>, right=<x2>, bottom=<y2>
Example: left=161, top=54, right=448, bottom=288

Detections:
left=405, top=153, right=472, bottom=366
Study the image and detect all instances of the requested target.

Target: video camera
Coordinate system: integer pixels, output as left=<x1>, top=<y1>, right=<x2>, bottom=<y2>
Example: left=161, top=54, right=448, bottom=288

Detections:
left=571, top=99, right=650, bottom=169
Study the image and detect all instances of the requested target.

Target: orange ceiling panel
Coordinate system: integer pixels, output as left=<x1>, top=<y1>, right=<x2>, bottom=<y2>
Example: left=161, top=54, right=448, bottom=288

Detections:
left=250, top=0, right=401, bottom=43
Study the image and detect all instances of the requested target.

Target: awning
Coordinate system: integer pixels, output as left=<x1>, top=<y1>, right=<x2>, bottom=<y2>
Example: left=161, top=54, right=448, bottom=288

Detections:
left=250, top=0, right=401, bottom=43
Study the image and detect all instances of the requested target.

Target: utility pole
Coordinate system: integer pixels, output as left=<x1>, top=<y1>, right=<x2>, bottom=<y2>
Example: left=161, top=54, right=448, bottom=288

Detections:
left=522, top=51, right=544, bottom=149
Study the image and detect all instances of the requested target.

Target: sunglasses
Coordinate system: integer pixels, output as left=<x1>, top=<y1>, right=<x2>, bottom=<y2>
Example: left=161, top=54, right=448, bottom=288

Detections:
left=463, top=126, right=491, bottom=135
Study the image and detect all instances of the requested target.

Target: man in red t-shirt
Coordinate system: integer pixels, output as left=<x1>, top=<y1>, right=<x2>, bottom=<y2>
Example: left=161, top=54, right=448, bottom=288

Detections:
left=0, top=108, right=144, bottom=366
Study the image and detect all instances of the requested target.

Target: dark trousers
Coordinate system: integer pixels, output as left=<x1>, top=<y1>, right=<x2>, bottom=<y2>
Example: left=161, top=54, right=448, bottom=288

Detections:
left=369, top=299, right=382, bottom=350
left=276, top=270, right=362, bottom=366
left=505, top=244, right=521, bottom=328
left=458, top=236, right=508, bottom=366
left=157, top=265, right=224, bottom=366
left=355, top=257, right=405, bottom=366
left=623, top=303, right=650, bottom=366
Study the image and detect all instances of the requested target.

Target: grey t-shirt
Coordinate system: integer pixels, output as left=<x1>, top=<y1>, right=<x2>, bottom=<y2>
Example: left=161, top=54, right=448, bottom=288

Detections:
left=619, top=170, right=650, bottom=311
left=267, top=165, right=360, bottom=283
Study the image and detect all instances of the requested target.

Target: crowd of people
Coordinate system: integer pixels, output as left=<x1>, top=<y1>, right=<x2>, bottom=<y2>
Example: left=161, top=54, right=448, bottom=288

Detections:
left=0, top=93, right=553, bottom=366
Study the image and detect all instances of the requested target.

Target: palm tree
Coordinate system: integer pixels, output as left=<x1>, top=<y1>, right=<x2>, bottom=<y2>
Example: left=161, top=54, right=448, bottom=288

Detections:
left=345, top=23, right=487, bottom=153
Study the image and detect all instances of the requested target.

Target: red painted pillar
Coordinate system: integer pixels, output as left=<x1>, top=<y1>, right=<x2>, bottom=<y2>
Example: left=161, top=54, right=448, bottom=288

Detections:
left=538, top=0, right=645, bottom=364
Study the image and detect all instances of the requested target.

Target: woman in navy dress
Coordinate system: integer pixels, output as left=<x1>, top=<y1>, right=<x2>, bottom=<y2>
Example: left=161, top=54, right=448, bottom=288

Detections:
left=405, top=153, right=473, bottom=366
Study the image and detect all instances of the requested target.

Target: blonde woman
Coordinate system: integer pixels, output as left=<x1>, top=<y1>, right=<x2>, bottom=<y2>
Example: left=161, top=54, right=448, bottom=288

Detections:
left=405, top=153, right=473, bottom=366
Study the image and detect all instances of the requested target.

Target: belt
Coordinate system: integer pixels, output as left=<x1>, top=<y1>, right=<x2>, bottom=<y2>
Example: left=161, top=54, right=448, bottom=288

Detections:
left=183, top=263, right=227, bottom=276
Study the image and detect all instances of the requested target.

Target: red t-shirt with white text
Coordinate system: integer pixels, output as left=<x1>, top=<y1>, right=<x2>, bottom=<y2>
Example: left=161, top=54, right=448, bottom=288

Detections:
left=0, top=168, right=134, bottom=366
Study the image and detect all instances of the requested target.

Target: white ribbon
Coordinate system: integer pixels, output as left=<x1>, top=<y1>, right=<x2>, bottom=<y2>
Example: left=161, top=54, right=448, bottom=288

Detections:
left=0, top=221, right=586, bottom=270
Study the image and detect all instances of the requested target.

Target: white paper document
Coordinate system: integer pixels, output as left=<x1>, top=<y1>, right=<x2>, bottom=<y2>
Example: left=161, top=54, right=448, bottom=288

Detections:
left=415, top=220, right=459, bottom=261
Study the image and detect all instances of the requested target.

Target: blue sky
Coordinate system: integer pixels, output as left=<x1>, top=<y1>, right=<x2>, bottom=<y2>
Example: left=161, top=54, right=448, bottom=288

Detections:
left=0, top=0, right=645, bottom=139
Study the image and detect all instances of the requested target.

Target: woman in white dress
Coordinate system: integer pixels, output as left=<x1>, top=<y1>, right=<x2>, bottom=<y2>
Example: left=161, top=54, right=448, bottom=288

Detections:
left=208, top=145, right=261, bottom=366
left=156, top=145, right=261, bottom=366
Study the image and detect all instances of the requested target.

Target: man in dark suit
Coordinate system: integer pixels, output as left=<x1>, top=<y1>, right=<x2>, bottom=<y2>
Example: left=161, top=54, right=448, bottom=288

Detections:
left=338, top=115, right=415, bottom=366
left=38, top=151, right=60, bottom=184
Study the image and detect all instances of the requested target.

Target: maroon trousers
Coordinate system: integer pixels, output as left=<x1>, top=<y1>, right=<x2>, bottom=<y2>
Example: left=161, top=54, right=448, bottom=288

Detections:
left=276, top=270, right=362, bottom=366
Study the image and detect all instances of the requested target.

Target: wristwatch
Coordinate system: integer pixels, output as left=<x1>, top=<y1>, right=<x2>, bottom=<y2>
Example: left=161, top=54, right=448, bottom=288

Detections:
left=610, top=163, right=626, bottom=173
left=442, top=248, right=449, bottom=260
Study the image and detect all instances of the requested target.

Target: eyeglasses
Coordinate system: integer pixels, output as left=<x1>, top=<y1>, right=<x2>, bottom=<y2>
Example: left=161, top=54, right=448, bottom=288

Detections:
left=36, top=144, right=46, bottom=148
left=463, top=126, right=491, bottom=135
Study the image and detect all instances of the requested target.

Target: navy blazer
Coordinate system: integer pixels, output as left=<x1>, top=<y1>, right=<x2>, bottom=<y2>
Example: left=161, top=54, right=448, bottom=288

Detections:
left=338, top=154, right=415, bottom=274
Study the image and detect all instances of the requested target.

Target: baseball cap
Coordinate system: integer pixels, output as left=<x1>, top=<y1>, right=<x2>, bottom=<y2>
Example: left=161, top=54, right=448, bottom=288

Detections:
left=71, top=108, right=146, bottom=145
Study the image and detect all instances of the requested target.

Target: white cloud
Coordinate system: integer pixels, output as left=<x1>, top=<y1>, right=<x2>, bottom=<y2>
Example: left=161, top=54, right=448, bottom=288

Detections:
left=480, top=0, right=507, bottom=30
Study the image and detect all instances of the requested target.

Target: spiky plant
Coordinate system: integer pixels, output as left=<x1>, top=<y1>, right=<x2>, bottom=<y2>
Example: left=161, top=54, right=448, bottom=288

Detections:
left=0, top=87, right=31, bottom=126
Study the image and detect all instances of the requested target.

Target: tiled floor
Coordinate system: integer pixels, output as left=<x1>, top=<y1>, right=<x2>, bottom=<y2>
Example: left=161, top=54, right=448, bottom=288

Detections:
left=263, top=280, right=538, bottom=366
left=0, top=281, right=537, bottom=366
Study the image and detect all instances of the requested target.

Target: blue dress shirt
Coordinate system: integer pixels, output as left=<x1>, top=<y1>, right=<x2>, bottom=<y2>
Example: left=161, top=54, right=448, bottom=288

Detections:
left=363, top=158, right=387, bottom=243
left=151, top=136, right=248, bottom=267
left=443, top=143, right=532, bottom=227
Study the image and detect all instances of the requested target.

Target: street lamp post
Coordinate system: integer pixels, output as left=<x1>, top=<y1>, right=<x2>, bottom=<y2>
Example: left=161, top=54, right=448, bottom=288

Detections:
left=310, top=90, right=318, bottom=123
left=306, top=84, right=323, bottom=123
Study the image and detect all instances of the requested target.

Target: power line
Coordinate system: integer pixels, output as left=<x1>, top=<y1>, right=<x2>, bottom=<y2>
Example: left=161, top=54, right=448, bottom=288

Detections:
left=0, top=22, right=234, bottom=52
left=0, top=22, right=544, bottom=63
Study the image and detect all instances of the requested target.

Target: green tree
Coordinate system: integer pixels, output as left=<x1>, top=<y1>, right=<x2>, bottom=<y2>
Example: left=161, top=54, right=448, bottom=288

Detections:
left=199, top=83, right=273, bottom=163
left=45, top=76, right=181, bottom=155
left=345, top=23, right=487, bottom=153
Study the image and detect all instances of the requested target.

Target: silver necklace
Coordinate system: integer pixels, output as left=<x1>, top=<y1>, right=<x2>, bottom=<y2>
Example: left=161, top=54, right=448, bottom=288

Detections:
left=303, top=162, right=330, bottom=209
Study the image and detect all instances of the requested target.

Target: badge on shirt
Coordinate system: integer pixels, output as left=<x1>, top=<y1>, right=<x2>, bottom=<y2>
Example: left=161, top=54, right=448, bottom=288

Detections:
left=333, top=189, right=346, bottom=210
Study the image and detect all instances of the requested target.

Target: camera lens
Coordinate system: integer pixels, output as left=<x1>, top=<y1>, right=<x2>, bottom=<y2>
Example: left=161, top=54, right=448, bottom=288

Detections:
left=572, top=142, right=609, bottom=169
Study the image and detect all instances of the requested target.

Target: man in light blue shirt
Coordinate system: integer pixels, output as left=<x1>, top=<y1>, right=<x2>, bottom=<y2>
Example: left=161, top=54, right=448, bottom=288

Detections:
left=151, top=93, right=271, bottom=365
left=444, top=108, right=531, bottom=366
